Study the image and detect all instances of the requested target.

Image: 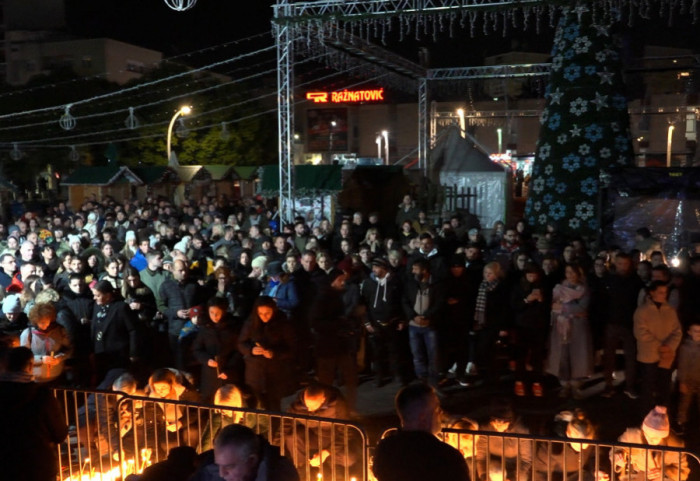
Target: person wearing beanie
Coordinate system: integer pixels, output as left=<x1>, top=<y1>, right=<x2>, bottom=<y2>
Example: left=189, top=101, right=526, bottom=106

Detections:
left=614, top=406, right=689, bottom=481
left=0, top=293, right=28, bottom=336
left=120, top=230, right=138, bottom=260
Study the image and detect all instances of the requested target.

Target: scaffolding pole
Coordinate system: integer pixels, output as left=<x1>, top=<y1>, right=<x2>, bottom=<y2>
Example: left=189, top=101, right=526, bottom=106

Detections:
left=274, top=1, right=296, bottom=224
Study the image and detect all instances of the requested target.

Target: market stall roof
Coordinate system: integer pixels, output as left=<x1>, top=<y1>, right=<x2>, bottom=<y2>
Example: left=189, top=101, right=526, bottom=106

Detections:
left=431, top=125, right=505, bottom=173
left=130, top=166, right=179, bottom=184
left=0, top=177, right=19, bottom=192
left=61, top=166, right=143, bottom=186
left=260, top=164, right=342, bottom=196
left=202, top=165, right=234, bottom=180
left=173, top=165, right=208, bottom=182
left=232, top=166, right=260, bottom=181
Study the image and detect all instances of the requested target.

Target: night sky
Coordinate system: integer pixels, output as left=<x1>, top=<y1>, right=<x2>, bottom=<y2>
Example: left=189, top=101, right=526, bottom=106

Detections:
left=62, top=1, right=699, bottom=70
left=65, top=0, right=276, bottom=56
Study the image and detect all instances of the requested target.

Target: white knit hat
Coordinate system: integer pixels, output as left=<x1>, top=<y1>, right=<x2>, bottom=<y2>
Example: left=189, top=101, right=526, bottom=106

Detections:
left=251, top=255, right=268, bottom=270
left=2, top=294, right=22, bottom=314
left=642, top=406, right=669, bottom=439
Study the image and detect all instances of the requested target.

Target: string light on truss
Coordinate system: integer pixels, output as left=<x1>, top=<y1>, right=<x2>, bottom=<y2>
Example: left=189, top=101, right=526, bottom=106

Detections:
left=69, top=145, right=80, bottom=162
left=220, top=122, right=230, bottom=141
left=175, top=117, right=190, bottom=139
left=164, top=0, right=197, bottom=12
left=59, top=105, right=76, bottom=131
left=9, top=143, right=22, bottom=161
left=124, top=107, right=140, bottom=130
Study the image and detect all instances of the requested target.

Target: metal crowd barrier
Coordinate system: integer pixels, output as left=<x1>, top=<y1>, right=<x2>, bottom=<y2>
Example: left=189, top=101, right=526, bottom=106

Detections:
left=437, top=428, right=700, bottom=481
left=53, top=388, right=368, bottom=481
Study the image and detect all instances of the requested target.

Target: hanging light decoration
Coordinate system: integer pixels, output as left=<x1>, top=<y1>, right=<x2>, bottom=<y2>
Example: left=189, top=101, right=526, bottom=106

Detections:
left=164, top=0, right=197, bottom=12
left=69, top=145, right=80, bottom=162
left=124, top=107, right=140, bottom=130
left=59, top=105, right=76, bottom=131
left=9, top=142, right=22, bottom=161
left=220, top=122, right=230, bottom=141
left=175, top=117, right=190, bottom=139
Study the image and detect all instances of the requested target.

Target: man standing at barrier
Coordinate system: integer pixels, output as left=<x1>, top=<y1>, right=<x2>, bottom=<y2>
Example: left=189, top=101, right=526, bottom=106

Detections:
left=373, top=382, right=469, bottom=481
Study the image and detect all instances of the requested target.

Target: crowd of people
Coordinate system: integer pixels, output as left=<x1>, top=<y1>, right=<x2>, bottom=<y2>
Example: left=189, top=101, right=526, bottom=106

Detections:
left=0, top=191, right=699, bottom=480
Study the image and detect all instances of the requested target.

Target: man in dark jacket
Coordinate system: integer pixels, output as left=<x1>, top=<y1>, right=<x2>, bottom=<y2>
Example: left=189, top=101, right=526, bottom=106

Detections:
left=57, top=273, right=94, bottom=386
left=0, top=253, right=16, bottom=290
left=0, top=346, right=68, bottom=481
left=361, top=257, right=406, bottom=386
left=373, top=383, right=468, bottom=481
left=91, top=280, right=138, bottom=383
left=160, top=259, right=204, bottom=368
left=402, top=259, right=447, bottom=388
left=602, top=252, right=645, bottom=398
left=192, top=423, right=299, bottom=481
left=310, top=270, right=361, bottom=411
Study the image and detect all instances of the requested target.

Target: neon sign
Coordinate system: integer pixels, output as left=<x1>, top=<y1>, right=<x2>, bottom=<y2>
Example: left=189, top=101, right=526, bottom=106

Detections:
left=306, top=88, right=385, bottom=103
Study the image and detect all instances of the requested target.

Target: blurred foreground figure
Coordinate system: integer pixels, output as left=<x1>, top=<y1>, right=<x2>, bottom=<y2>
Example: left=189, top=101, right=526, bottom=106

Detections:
left=0, top=346, right=68, bottom=481
left=373, top=382, right=469, bottom=481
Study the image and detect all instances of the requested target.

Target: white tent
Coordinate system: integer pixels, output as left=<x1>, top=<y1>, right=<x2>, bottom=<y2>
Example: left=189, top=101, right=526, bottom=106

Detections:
left=431, top=125, right=510, bottom=229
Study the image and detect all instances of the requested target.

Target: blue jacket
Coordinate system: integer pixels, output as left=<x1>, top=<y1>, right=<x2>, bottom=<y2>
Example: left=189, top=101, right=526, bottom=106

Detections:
left=263, top=279, right=299, bottom=316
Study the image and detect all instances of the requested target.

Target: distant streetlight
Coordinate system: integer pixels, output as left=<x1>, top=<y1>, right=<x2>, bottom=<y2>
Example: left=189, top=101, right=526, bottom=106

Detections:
left=382, top=130, right=389, bottom=165
left=497, top=128, right=503, bottom=154
left=167, top=106, right=192, bottom=166
left=376, top=135, right=382, bottom=162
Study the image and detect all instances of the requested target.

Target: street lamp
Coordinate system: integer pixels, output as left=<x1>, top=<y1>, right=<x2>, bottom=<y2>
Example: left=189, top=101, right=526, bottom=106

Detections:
left=167, top=105, right=192, bottom=165
left=382, top=130, right=389, bottom=165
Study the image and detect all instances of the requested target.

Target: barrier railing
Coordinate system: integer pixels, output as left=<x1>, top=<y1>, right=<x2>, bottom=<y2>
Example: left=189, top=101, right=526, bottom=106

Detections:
left=437, top=428, right=699, bottom=481
left=53, top=388, right=368, bottom=481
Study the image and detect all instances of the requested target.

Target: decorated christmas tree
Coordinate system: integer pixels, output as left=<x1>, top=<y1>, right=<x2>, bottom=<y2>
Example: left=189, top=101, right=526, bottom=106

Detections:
left=525, top=6, right=634, bottom=236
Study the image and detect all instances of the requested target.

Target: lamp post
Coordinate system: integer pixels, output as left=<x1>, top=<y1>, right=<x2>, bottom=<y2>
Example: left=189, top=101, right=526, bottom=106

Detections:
left=329, top=120, right=337, bottom=163
left=382, top=130, right=389, bottom=165
left=666, top=123, right=675, bottom=167
left=167, top=106, right=192, bottom=165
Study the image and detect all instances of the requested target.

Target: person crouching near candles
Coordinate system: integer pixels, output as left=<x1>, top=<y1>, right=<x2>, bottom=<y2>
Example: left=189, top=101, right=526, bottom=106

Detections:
left=444, top=417, right=479, bottom=475
left=534, top=409, right=607, bottom=481
left=19, top=302, right=72, bottom=384
left=612, top=406, right=689, bottom=481
left=145, top=368, right=201, bottom=450
left=373, top=382, right=469, bottom=481
left=284, top=383, right=359, bottom=479
left=476, top=397, right=532, bottom=481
